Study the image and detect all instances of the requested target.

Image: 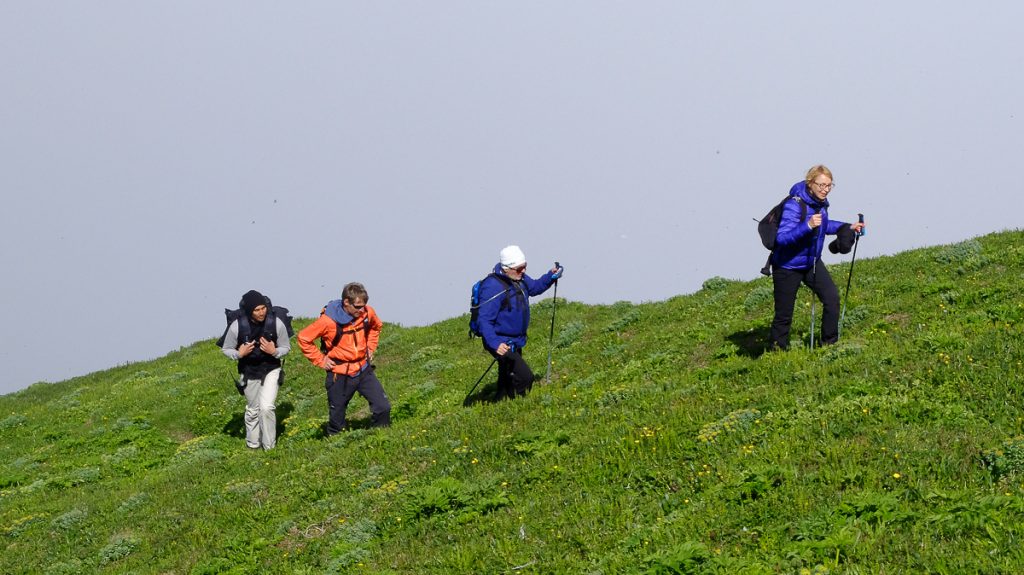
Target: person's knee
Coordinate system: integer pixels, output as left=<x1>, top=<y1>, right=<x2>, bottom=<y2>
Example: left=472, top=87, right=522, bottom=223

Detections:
left=370, top=398, right=392, bottom=426
left=821, top=284, right=839, bottom=304
left=368, top=384, right=391, bottom=413
left=512, top=366, right=534, bottom=393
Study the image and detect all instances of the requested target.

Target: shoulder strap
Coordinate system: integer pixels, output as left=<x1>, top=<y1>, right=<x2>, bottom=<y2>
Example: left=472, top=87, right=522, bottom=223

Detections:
left=514, top=281, right=528, bottom=324
left=264, top=309, right=279, bottom=342
left=794, top=196, right=807, bottom=220
left=491, top=272, right=512, bottom=286
left=338, top=315, right=371, bottom=335
left=330, top=315, right=371, bottom=349
left=474, top=273, right=514, bottom=309
left=237, top=314, right=252, bottom=344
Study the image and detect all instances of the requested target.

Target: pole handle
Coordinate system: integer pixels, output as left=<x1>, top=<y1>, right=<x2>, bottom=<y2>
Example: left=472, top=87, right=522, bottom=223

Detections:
left=857, top=213, right=866, bottom=236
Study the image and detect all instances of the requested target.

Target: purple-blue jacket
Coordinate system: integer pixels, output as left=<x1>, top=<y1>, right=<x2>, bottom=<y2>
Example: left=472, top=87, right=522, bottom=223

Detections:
left=772, top=181, right=848, bottom=271
left=477, top=263, right=557, bottom=352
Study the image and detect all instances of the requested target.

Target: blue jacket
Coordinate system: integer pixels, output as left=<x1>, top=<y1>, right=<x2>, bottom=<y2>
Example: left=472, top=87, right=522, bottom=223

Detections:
left=772, top=181, right=847, bottom=271
left=477, top=263, right=557, bottom=351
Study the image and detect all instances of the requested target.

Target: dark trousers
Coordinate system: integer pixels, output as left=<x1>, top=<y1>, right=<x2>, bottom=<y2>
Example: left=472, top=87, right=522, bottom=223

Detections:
left=489, top=349, right=535, bottom=400
left=770, top=261, right=840, bottom=350
left=324, top=368, right=391, bottom=433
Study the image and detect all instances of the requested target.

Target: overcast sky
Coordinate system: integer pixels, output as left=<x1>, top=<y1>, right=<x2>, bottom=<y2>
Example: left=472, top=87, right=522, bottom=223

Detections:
left=2, top=2, right=1021, bottom=395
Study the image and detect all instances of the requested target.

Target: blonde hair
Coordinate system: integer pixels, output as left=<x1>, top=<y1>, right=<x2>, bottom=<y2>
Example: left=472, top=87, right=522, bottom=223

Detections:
left=805, top=164, right=833, bottom=187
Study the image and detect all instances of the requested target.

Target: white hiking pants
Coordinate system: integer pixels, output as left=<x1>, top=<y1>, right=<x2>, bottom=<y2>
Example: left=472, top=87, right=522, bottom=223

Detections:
left=242, top=368, right=280, bottom=450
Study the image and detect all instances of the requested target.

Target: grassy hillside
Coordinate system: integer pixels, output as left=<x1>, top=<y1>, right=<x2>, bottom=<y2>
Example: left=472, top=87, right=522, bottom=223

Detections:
left=3, top=230, right=1024, bottom=574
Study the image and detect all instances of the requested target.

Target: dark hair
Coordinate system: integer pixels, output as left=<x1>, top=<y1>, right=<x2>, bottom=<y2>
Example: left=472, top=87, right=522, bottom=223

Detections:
left=342, top=282, right=369, bottom=304
left=240, top=290, right=267, bottom=315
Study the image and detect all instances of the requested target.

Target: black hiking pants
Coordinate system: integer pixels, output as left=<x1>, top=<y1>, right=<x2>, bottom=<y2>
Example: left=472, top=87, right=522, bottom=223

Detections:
left=490, top=349, right=534, bottom=400
left=324, top=367, right=391, bottom=433
left=770, top=260, right=840, bottom=351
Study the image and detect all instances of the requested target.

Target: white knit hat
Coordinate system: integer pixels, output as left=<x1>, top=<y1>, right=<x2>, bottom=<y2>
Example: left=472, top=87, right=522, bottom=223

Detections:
left=499, top=245, right=527, bottom=268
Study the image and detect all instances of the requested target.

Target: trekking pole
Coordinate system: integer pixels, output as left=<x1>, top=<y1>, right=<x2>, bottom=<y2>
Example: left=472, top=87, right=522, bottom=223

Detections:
left=839, top=214, right=865, bottom=339
left=229, top=370, right=246, bottom=396
left=809, top=296, right=816, bottom=350
left=809, top=220, right=820, bottom=351
left=545, top=262, right=560, bottom=385
left=464, top=356, right=498, bottom=404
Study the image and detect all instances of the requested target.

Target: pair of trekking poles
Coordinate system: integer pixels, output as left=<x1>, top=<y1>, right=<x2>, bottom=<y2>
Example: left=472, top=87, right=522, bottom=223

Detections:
left=809, top=214, right=865, bottom=350
left=463, top=215, right=864, bottom=397
left=465, top=263, right=560, bottom=402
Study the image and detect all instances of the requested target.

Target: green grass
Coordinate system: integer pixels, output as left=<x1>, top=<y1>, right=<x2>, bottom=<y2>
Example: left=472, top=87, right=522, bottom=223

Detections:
left=3, top=230, right=1024, bottom=574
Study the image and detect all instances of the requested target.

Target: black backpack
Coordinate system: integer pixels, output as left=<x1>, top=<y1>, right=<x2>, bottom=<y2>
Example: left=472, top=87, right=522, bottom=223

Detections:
left=215, top=295, right=294, bottom=348
left=757, top=195, right=806, bottom=276
left=468, top=273, right=514, bottom=337
left=216, top=295, right=294, bottom=393
left=758, top=195, right=806, bottom=251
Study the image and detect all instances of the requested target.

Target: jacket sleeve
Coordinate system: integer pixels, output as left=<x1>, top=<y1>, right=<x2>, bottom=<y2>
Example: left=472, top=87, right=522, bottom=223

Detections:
left=274, top=318, right=291, bottom=358
left=824, top=217, right=846, bottom=235
left=221, top=320, right=241, bottom=360
left=297, top=317, right=329, bottom=368
left=367, top=308, right=383, bottom=354
left=477, top=278, right=504, bottom=351
left=774, top=199, right=814, bottom=247
left=522, top=272, right=555, bottom=296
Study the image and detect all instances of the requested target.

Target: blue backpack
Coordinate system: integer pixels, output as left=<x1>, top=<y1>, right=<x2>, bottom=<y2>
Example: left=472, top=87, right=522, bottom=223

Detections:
left=468, top=273, right=513, bottom=337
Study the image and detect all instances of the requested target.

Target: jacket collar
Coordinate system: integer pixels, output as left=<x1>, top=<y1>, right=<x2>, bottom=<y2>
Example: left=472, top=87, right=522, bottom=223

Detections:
left=790, top=180, right=829, bottom=210
left=492, top=262, right=522, bottom=280
left=324, top=299, right=356, bottom=325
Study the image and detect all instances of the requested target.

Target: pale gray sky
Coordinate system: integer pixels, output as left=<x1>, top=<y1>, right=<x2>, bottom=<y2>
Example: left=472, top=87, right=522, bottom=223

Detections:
left=2, top=2, right=1021, bottom=394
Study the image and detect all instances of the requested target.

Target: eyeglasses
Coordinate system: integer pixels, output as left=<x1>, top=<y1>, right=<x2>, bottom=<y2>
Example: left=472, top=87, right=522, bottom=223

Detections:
left=811, top=182, right=835, bottom=191
left=345, top=301, right=366, bottom=311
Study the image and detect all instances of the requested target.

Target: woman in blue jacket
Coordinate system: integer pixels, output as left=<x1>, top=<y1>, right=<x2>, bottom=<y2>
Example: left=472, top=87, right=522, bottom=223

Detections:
left=770, top=165, right=865, bottom=350
left=477, top=245, right=563, bottom=400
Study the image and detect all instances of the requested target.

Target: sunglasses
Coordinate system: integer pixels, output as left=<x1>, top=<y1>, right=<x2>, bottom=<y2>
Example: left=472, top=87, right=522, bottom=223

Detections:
left=505, top=264, right=527, bottom=273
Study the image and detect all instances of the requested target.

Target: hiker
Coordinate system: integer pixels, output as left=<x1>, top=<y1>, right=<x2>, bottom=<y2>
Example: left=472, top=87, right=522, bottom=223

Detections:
left=220, top=290, right=291, bottom=450
left=769, top=165, right=865, bottom=350
left=477, top=245, right=563, bottom=400
left=297, top=282, right=391, bottom=433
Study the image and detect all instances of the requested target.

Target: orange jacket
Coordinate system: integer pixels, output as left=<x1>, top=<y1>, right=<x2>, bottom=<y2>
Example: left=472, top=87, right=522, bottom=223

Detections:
left=297, top=306, right=382, bottom=376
